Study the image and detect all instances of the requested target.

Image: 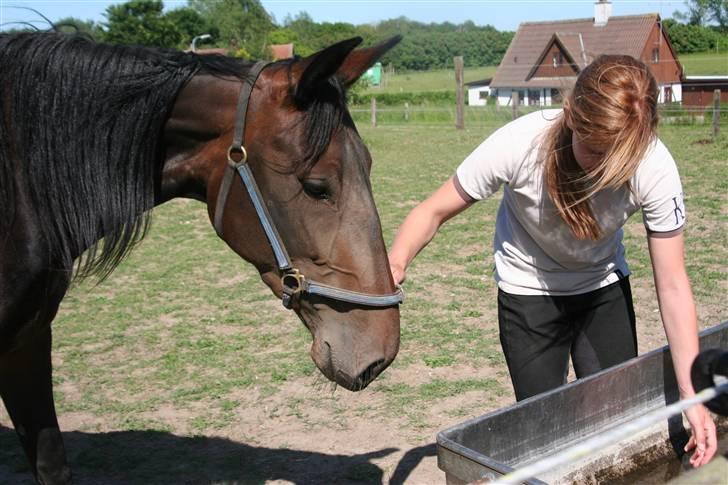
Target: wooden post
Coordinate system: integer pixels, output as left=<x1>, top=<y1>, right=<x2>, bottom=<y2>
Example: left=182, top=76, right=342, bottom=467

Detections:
left=455, top=56, right=464, bottom=130
left=371, top=97, right=377, bottom=127
left=512, top=91, right=520, bottom=120
left=713, top=89, right=720, bottom=139
left=404, top=102, right=409, bottom=121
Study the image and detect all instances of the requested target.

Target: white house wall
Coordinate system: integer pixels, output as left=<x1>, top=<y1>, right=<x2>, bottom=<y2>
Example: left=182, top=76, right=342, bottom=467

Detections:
left=493, top=88, right=550, bottom=107
left=658, top=83, right=682, bottom=103
left=493, top=86, right=680, bottom=106
left=467, top=86, right=491, bottom=106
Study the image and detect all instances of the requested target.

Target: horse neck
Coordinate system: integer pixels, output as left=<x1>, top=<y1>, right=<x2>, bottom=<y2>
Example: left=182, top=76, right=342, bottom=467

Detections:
left=158, top=75, right=242, bottom=205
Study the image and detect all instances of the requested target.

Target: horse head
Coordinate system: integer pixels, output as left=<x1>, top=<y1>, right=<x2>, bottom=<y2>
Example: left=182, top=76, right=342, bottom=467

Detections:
left=162, top=37, right=402, bottom=391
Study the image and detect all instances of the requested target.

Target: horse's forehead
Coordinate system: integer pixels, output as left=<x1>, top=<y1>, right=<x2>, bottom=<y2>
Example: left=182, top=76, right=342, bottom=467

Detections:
left=328, top=127, right=369, bottom=172
left=340, top=126, right=367, bottom=159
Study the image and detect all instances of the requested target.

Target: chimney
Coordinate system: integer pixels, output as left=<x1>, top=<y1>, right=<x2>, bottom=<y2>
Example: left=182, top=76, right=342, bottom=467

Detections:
left=594, top=0, right=612, bottom=27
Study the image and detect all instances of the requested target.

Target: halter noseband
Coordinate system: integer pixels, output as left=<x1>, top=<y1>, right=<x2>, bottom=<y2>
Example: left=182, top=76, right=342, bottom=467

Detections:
left=213, top=61, right=404, bottom=310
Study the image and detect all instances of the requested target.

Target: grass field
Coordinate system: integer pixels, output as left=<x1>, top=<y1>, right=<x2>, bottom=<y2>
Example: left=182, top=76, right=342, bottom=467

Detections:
left=0, top=120, right=725, bottom=483
left=364, top=65, right=499, bottom=94
left=679, top=51, right=728, bottom=76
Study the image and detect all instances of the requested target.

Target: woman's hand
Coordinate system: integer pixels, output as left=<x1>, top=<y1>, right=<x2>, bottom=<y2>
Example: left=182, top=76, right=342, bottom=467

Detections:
left=389, top=261, right=406, bottom=285
left=683, top=404, right=717, bottom=467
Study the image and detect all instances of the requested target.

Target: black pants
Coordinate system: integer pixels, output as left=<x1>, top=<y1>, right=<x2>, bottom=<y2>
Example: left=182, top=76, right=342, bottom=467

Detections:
left=498, top=277, right=637, bottom=401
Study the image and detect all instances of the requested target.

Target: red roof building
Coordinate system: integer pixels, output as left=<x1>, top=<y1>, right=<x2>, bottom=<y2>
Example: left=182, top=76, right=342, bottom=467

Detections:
left=270, top=43, right=294, bottom=60
left=490, top=1, right=683, bottom=106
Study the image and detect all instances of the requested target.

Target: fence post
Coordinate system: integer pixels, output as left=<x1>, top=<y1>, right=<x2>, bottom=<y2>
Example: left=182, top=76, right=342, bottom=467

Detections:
left=713, top=89, right=720, bottom=140
left=455, top=56, right=464, bottom=130
left=371, top=97, right=377, bottom=127
left=404, top=102, right=409, bottom=122
left=512, top=91, right=520, bottom=120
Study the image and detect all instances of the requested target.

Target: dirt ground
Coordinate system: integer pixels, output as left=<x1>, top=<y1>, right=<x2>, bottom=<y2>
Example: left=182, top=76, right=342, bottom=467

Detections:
left=3, top=314, right=719, bottom=485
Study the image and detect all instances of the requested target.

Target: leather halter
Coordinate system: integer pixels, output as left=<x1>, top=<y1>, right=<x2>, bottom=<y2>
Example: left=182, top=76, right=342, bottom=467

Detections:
left=213, top=62, right=404, bottom=310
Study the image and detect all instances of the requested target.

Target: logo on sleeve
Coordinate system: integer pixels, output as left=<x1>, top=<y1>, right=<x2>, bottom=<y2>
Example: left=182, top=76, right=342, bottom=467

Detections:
left=672, top=193, right=685, bottom=225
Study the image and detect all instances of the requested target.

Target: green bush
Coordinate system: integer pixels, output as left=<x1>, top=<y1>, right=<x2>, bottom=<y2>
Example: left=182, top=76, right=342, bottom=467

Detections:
left=707, top=103, right=728, bottom=122
left=350, top=91, right=456, bottom=106
left=664, top=20, right=728, bottom=54
left=348, top=104, right=540, bottom=125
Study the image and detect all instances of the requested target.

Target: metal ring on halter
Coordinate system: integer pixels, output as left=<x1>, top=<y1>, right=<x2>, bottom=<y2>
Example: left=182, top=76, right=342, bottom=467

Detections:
left=281, top=269, right=305, bottom=295
left=227, top=145, right=248, bottom=167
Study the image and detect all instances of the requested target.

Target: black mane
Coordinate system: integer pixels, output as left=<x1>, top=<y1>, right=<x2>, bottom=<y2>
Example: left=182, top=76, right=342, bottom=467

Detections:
left=0, top=32, right=250, bottom=279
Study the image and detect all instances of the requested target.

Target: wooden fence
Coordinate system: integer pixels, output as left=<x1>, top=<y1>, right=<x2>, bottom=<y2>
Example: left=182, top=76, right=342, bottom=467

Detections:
left=358, top=89, right=723, bottom=139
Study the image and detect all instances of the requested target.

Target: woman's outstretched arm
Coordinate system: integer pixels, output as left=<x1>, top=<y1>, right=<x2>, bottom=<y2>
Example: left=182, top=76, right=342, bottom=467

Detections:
left=388, top=176, right=473, bottom=284
left=647, top=229, right=717, bottom=467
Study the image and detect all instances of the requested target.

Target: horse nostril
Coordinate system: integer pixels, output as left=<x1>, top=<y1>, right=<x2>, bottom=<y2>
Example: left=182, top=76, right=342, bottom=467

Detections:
left=354, top=358, right=386, bottom=390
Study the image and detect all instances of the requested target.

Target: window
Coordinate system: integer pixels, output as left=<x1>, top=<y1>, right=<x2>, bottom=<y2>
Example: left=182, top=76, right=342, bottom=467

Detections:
left=528, top=89, right=541, bottom=106
left=652, top=47, right=660, bottom=63
left=479, top=90, right=489, bottom=100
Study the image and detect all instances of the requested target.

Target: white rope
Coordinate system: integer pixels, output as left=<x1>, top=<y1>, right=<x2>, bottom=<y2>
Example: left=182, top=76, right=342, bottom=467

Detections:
left=492, top=379, right=728, bottom=485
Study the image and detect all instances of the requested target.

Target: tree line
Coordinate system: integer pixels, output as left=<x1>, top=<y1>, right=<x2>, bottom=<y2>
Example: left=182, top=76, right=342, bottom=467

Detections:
left=35, top=0, right=513, bottom=70
left=666, top=0, right=728, bottom=52
left=8, top=0, right=728, bottom=70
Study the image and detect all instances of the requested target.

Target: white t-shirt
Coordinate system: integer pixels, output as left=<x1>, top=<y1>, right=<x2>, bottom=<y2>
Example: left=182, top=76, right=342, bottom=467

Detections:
left=455, top=109, right=686, bottom=296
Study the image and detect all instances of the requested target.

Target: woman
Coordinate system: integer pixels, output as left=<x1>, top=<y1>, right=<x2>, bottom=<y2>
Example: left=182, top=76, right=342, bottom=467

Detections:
left=388, top=55, right=716, bottom=466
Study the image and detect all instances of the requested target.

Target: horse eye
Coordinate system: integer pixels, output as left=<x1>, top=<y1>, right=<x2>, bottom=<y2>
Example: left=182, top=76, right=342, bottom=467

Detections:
left=302, top=179, right=330, bottom=200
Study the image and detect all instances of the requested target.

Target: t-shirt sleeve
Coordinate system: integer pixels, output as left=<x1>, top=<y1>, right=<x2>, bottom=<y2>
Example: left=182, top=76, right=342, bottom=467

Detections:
left=455, top=123, right=514, bottom=201
left=634, top=139, right=686, bottom=233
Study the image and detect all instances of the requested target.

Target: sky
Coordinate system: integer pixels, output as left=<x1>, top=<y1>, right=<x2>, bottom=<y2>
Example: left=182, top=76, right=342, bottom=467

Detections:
left=0, top=0, right=690, bottom=32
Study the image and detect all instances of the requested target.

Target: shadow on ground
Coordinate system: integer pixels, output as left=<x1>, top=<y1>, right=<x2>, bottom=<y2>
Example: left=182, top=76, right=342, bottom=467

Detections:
left=0, top=425, right=436, bottom=484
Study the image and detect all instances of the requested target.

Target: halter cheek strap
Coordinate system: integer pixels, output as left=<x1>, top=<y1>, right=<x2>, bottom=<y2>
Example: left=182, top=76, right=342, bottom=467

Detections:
left=213, top=61, right=404, bottom=310
left=213, top=61, right=269, bottom=237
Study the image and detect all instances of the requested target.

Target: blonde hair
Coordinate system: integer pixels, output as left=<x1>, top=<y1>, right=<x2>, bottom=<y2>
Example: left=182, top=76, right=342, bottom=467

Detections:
left=543, top=55, right=658, bottom=240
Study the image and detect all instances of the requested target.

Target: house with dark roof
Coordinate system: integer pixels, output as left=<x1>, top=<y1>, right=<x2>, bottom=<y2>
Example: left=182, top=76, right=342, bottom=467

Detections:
left=490, top=0, right=683, bottom=106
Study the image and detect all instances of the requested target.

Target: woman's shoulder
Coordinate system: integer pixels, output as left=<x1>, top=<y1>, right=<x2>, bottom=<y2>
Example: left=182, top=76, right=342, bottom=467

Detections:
left=633, top=137, right=676, bottom=179
left=631, top=137, right=681, bottom=202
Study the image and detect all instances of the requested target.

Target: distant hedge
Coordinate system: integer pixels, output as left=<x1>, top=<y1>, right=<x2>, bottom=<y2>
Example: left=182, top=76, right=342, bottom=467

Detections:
left=664, top=20, right=728, bottom=53
left=349, top=90, right=456, bottom=106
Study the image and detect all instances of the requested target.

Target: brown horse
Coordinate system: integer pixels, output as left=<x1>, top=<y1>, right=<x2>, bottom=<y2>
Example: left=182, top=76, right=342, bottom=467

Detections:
left=0, top=32, right=401, bottom=484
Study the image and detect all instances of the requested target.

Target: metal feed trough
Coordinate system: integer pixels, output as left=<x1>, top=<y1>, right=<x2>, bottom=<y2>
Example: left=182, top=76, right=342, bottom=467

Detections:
left=437, top=321, right=728, bottom=484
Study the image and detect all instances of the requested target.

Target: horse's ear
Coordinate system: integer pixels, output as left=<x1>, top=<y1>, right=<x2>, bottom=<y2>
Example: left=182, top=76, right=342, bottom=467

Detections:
left=336, top=36, right=402, bottom=88
left=294, top=37, right=363, bottom=104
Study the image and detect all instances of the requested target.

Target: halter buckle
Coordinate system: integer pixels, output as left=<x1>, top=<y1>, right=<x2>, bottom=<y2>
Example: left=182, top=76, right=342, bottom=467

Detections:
left=227, top=144, right=248, bottom=167
left=281, top=269, right=306, bottom=309
left=281, top=269, right=305, bottom=295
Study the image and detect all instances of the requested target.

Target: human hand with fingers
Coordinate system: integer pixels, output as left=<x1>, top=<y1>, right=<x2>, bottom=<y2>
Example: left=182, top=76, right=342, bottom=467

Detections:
left=683, top=404, right=717, bottom=467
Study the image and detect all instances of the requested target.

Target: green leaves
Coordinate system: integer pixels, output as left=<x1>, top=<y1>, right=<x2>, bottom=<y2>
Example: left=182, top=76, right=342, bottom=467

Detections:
left=101, top=0, right=207, bottom=50
left=189, top=0, right=273, bottom=58
left=664, top=18, right=728, bottom=54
